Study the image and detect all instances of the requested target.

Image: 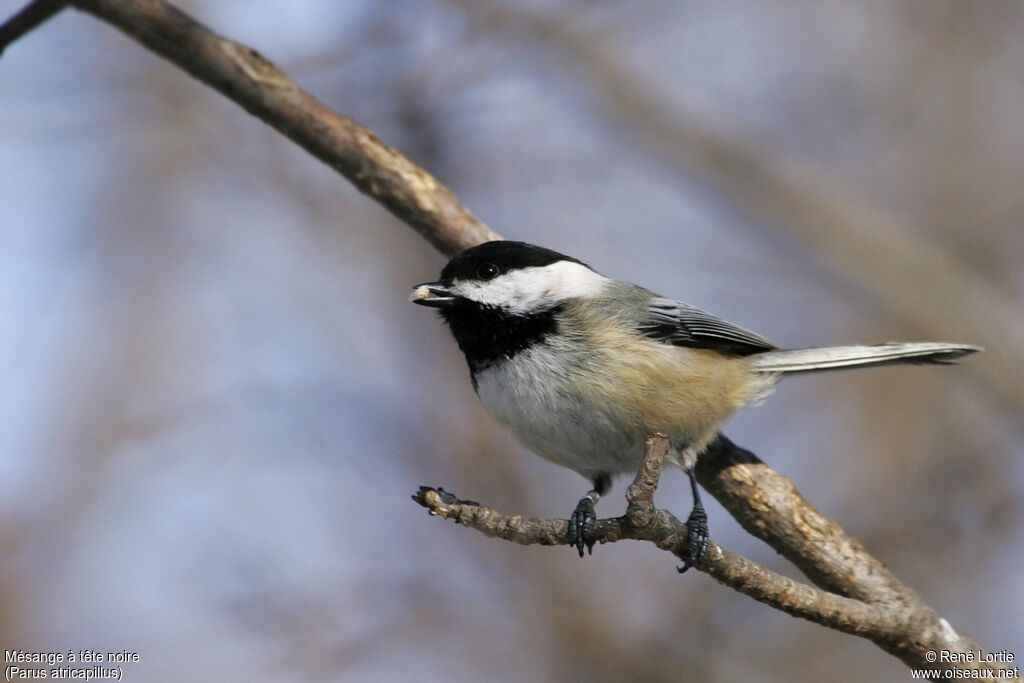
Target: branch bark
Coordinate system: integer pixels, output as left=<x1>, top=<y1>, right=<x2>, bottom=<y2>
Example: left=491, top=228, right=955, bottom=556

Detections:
left=415, top=436, right=1004, bottom=679
left=66, top=0, right=499, bottom=257
left=5, top=1, right=1014, bottom=679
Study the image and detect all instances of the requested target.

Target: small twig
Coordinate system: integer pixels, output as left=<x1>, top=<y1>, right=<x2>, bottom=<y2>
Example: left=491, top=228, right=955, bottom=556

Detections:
left=0, top=0, right=67, bottom=55
left=412, top=436, right=681, bottom=552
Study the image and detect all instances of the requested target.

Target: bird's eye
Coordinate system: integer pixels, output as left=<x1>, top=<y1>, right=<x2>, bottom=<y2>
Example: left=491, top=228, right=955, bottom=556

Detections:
left=478, top=263, right=499, bottom=280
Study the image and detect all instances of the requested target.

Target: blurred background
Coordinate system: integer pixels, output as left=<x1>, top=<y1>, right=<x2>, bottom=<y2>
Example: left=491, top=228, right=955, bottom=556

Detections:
left=2, top=0, right=1022, bottom=680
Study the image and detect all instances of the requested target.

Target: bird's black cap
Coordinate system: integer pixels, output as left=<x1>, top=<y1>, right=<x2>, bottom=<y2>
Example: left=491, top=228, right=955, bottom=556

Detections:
left=440, top=241, right=587, bottom=282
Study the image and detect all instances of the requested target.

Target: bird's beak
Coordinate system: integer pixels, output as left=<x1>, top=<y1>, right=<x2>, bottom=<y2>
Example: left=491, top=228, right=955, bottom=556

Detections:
left=410, top=281, right=456, bottom=308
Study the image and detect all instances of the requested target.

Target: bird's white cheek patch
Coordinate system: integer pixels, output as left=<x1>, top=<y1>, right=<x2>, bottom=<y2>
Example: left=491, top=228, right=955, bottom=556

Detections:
left=454, top=262, right=608, bottom=313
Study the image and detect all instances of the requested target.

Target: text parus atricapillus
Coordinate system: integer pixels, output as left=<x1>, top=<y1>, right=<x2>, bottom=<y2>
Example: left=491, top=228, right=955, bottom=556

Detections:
left=411, top=240, right=979, bottom=569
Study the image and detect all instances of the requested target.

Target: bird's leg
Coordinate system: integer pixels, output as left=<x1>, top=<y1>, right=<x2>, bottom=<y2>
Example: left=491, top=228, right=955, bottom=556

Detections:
left=569, top=473, right=612, bottom=557
left=677, top=466, right=709, bottom=573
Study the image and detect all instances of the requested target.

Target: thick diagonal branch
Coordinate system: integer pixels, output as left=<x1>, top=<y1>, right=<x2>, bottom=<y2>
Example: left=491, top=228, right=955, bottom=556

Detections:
left=0, top=0, right=67, bottom=55
left=66, top=0, right=498, bottom=257
left=698, top=435, right=907, bottom=604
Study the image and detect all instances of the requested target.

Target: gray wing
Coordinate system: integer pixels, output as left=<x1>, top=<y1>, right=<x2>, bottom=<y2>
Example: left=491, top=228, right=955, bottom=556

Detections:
left=638, top=297, right=777, bottom=356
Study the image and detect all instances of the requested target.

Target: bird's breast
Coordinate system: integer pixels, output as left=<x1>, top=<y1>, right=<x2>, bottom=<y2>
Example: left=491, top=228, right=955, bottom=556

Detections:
left=472, top=333, right=762, bottom=478
left=473, top=341, right=645, bottom=478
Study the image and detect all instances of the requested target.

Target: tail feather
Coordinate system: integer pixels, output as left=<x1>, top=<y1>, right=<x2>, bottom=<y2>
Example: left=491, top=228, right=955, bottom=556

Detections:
left=751, top=342, right=980, bottom=374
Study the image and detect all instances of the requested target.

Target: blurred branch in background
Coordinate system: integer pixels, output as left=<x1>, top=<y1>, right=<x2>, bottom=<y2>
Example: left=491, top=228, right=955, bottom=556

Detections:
left=446, top=0, right=1024, bottom=413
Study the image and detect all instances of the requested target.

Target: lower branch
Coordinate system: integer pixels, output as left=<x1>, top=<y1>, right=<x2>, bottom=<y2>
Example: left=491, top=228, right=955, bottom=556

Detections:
left=414, top=434, right=1014, bottom=680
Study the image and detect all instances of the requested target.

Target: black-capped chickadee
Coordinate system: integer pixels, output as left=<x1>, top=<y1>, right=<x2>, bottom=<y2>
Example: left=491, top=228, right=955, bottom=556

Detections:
left=411, top=240, right=978, bottom=568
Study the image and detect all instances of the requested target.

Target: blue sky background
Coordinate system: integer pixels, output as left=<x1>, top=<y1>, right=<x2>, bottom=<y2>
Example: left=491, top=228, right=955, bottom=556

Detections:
left=2, top=1, right=1022, bottom=680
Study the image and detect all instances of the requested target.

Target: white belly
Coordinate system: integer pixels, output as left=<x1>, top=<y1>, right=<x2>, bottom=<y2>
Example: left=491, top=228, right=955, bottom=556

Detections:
left=473, top=345, right=654, bottom=480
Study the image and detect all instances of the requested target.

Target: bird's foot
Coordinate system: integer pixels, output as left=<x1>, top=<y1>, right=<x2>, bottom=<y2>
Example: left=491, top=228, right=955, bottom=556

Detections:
left=569, top=494, right=598, bottom=557
left=677, top=501, right=709, bottom=573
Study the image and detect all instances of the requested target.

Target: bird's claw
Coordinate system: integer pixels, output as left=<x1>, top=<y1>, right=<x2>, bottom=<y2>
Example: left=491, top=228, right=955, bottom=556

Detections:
left=569, top=495, right=598, bottom=557
left=677, top=502, right=709, bottom=573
